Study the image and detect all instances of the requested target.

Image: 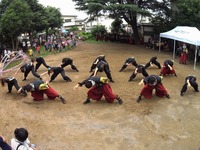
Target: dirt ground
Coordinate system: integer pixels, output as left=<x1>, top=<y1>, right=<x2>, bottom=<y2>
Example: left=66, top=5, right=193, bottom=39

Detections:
left=0, top=42, right=200, bottom=150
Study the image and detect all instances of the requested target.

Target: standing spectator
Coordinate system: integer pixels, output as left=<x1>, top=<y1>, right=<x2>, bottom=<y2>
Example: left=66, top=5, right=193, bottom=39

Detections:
left=144, top=56, right=161, bottom=69
left=160, top=59, right=177, bottom=77
left=137, top=75, right=170, bottom=103
left=119, top=57, right=138, bottom=72
left=129, top=64, right=149, bottom=82
left=36, top=45, right=40, bottom=54
left=180, top=75, right=199, bottom=96
left=73, top=76, right=123, bottom=105
left=179, top=43, right=188, bottom=64
left=0, top=135, right=11, bottom=150
left=11, top=128, right=39, bottom=150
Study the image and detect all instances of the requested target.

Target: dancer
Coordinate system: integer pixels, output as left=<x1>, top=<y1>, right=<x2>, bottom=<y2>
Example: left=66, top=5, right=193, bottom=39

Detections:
left=89, top=55, right=109, bottom=72
left=18, top=79, right=66, bottom=104
left=91, top=60, right=114, bottom=82
left=0, top=135, right=11, bottom=150
left=60, top=57, right=79, bottom=72
left=119, top=57, right=138, bottom=72
left=179, top=43, right=188, bottom=64
left=74, top=76, right=123, bottom=105
left=11, top=128, right=39, bottom=150
left=144, top=56, right=161, bottom=69
left=19, top=59, right=41, bottom=81
left=1, top=77, right=27, bottom=95
left=42, top=67, right=72, bottom=82
left=180, top=75, right=199, bottom=96
left=137, top=75, right=170, bottom=103
left=35, top=56, right=51, bottom=72
left=160, top=59, right=177, bottom=76
left=129, top=64, right=149, bottom=82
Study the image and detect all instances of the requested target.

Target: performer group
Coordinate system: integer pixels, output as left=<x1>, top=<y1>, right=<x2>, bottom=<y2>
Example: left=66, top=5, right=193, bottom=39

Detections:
left=0, top=48, right=199, bottom=105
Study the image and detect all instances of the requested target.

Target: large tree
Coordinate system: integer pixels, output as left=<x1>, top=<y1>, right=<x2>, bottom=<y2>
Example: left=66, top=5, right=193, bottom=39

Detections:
left=170, top=0, right=200, bottom=29
left=72, top=0, right=169, bottom=44
left=44, top=6, right=63, bottom=41
left=0, top=0, right=32, bottom=50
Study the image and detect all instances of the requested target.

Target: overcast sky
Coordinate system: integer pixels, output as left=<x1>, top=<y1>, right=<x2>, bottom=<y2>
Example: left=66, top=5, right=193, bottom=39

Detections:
left=38, top=0, right=87, bottom=19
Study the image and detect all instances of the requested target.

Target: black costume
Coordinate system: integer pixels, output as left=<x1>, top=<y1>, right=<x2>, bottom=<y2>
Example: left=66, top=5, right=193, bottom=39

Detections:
left=91, top=61, right=114, bottom=82
left=119, top=57, right=138, bottom=72
left=1, top=77, right=27, bottom=95
left=144, top=56, right=161, bottom=69
left=35, top=56, right=51, bottom=72
left=20, top=62, right=41, bottom=81
left=49, top=67, right=72, bottom=82
left=129, top=64, right=149, bottom=82
left=61, top=57, right=79, bottom=72
left=180, top=75, right=199, bottom=96
left=90, top=55, right=109, bottom=72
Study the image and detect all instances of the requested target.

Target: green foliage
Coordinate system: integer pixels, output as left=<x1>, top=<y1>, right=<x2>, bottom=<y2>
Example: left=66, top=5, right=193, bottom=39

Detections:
left=171, top=0, right=200, bottom=29
left=70, top=26, right=79, bottom=31
left=90, top=25, right=107, bottom=38
left=111, top=18, right=123, bottom=33
left=78, top=32, right=92, bottom=40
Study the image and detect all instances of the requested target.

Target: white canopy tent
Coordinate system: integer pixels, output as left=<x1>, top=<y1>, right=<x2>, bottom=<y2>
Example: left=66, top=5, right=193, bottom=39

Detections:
left=159, top=26, right=200, bottom=69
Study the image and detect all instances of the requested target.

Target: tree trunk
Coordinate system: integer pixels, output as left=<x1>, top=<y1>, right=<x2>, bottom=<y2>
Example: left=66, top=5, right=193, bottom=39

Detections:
left=11, top=38, right=15, bottom=50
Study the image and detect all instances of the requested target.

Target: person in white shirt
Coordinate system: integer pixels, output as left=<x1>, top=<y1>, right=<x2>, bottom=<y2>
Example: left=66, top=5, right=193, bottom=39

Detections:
left=11, top=128, right=39, bottom=150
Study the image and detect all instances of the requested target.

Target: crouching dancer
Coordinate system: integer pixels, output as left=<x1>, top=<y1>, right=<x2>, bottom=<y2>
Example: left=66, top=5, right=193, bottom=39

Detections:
left=74, top=76, right=123, bottom=105
left=137, top=75, right=170, bottom=103
left=1, top=77, right=27, bottom=96
left=18, top=79, right=66, bottom=104
left=180, top=75, right=199, bottom=96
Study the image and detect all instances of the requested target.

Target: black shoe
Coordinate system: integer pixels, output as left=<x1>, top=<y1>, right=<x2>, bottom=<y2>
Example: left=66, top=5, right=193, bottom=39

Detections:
left=68, top=78, right=72, bottom=82
left=137, top=96, right=142, bottom=103
left=119, top=69, right=122, bottom=72
left=22, top=78, right=26, bottom=81
left=110, top=80, right=115, bottom=83
left=83, top=98, right=91, bottom=105
left=117, top=97, right=123, bottom=105
left=76, top=69, right=79, bottom=72
left=166, top=94, right=170, bottom=99
left=7, top=91, right=11, bottom=93
left=175, top=74, right=177, bottom=77
left=195, top=90, right=199, bottom=92
left=60, top=96, right=66, bottom=104
left=128, top=79, right=132, bottom=82
left=180, top=92, right=184, bottom=96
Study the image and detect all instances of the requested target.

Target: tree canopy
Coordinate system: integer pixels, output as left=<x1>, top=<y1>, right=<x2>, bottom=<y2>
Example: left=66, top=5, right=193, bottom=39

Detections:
left=0, top=0, right=63, bottom=50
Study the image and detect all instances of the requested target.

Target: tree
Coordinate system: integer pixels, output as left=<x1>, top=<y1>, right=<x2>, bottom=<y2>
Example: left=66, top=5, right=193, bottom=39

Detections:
left=0, top=0, right=32, bottom=50
left=72, top=0, right=169, bottom=44
left=170, top=0, right=200, bottom=29
left=44, top=6, right=63, bottom=41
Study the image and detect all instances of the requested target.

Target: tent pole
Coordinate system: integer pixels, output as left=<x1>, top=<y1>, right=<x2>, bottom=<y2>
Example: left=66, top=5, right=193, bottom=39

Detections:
left=194, top=45, right=198, bottom=70
left=159, top=36, right=161, bottom=52
left=173, top=40, right=176, bottom=59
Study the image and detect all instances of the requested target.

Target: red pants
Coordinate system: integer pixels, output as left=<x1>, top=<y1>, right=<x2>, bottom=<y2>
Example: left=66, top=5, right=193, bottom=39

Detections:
left=31, top=86, right=59, bottom=101
left=179, top=52, right=187, bottom=64
left=161, top=65, right=176, bottom=76
left=140, top=83, right=168, bottom=99
left=87, top=83, right=117, bottom=103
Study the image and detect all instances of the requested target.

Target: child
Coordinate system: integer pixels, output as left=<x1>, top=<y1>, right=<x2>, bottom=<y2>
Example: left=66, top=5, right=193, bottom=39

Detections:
left=11, top=128, right=39, bottom=150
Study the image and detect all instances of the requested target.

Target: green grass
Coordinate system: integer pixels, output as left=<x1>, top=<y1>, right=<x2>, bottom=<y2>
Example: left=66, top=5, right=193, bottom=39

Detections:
left=86, top=39, right=106, bottom=44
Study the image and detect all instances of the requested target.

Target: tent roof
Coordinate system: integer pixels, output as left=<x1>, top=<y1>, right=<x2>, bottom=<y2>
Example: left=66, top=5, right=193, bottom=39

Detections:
left=160, top=26, right=200, bottom=45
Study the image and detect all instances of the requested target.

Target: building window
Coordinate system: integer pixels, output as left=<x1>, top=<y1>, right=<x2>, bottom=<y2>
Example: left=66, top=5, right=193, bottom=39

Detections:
left=65, top=19, right=71, bottom=22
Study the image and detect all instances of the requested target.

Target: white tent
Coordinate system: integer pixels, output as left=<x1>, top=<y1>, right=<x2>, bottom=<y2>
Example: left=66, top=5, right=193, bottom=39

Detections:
left=159, top=26, right=200, bottom=69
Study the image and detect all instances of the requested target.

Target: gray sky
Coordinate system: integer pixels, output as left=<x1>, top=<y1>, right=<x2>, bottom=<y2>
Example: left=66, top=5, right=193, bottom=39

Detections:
left=38, top=0, right=87, bottom=18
